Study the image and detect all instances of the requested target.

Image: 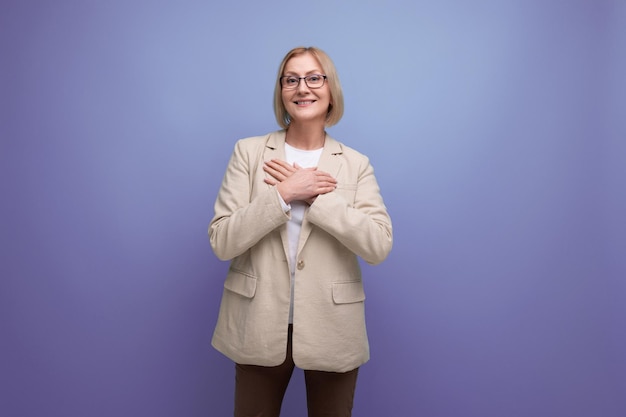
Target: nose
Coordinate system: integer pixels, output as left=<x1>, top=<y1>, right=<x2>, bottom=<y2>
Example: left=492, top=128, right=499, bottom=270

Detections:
left=296, top=78, right=310, bottom=92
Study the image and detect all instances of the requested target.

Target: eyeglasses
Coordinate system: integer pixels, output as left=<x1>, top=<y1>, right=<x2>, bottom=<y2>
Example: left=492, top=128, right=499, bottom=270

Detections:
left=280, top=74, right=327, bottom=89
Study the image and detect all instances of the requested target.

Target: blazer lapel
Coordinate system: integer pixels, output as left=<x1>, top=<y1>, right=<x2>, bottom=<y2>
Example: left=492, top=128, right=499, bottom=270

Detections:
left=262, top=131, right=292, bottom=264
left=264, top=129, right=287, bottom=162
left=263, top=131, right=344, bottom=261
left=297, top=134, right=344, bottom=254
left=315, top=134, right=344, bottom=178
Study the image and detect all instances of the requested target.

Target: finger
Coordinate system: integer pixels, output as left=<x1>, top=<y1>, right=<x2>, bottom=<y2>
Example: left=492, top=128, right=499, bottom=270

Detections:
left=314, top=173, right=337, bottom=183
left=314, top=169, right=334, bottom=177
left=317, top=185, right=336, bottom=194
left=293, top=162, right=311, bottom=171
left=263, top=166, right=286, bottom=182
left=270, top=159, right=295, bottom=171
left=264, top=160, right=285, bottom=173
left=266, top=160, right=296, bottom=177
left=262, top=164, right=279, bottom=175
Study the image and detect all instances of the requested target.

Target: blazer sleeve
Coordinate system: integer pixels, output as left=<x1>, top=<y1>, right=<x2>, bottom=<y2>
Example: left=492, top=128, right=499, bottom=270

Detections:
left=306, top=156, right=393, bottom=265
left=208, top=139, right=290, bottom=261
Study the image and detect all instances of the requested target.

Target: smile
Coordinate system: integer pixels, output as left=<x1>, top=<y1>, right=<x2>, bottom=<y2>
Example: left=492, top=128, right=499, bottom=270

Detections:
left=295, top=100, right=315, bottom=105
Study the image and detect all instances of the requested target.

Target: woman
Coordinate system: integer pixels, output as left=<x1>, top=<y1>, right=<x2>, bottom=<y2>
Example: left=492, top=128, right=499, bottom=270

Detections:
left=209, top=46, right=392, bottom=417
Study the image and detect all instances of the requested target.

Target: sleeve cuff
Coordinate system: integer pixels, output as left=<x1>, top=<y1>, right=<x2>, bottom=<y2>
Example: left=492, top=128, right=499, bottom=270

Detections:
left=276, top=188, right=291, bottom=213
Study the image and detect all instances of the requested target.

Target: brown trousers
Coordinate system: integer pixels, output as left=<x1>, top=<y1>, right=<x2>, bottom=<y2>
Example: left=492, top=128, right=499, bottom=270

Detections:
left=234, top=325, right=359, bottom=417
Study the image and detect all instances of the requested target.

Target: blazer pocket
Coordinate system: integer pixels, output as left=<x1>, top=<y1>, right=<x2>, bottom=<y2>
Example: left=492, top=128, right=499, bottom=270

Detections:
left=224, top=268, right=257, bottom=298
left=332, top=281, right=366, bottom=304
left=335, top=182, right=357, bottom=205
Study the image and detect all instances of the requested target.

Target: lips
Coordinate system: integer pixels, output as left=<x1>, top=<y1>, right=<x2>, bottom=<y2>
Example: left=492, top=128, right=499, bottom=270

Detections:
left=294, top=100, right=315, bottom=105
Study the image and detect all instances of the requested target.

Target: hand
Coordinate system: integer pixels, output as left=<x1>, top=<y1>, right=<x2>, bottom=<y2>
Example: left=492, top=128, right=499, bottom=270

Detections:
left=263, top=159, right=336, bottom=204
left=263, top=159, right=298, bottom=183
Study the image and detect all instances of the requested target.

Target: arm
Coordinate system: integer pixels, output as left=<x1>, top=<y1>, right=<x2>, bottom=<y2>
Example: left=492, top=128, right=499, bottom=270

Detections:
left=306, top=159, right=393, bottom=265
left=208, top=140, right=290, bottom=261
left=263, top=159, right=336, bottom=205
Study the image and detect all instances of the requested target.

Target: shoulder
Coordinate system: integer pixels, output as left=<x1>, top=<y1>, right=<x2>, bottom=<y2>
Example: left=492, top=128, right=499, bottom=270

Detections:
left=233, top=133, right=268, bottom=153
left=326, top=135, right=370, bottom=165
left=235, top=130, right=285, bottom=150
left=228, top=131, right=283, bottom=162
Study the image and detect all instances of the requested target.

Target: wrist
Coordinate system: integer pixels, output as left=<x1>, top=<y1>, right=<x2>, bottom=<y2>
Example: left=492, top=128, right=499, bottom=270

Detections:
left=277, top=183, right=292, bottom=204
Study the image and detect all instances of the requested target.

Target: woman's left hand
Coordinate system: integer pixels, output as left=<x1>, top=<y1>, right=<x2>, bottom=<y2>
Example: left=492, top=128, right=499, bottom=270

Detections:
left=263, top=159, right=335, bottom=205
left=263, top=159, right=299, bottom=184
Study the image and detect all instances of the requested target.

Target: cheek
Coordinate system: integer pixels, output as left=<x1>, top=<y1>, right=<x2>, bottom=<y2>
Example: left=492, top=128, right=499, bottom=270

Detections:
left=281, top=92, right=291, bottom=107
left=324, top=88, right=332, bottom=105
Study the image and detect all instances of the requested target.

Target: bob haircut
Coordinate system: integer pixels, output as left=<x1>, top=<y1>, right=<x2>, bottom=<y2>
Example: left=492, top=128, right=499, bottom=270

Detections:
left=273, top=46, right=344, bottom=129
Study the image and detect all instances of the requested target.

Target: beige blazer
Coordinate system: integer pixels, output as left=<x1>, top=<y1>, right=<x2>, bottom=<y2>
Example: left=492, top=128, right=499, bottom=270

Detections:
left=209, top=130, right=392, bottom=372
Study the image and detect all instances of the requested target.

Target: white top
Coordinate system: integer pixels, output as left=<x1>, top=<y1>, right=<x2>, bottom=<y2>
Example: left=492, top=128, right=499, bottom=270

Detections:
left=283, top=142, right=323, bottom=323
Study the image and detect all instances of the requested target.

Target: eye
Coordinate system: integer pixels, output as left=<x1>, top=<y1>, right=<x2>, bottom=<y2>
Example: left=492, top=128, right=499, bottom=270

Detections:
left=284, top=76, right=299, bottom=86
left=307, top=75, right=321, bottom=83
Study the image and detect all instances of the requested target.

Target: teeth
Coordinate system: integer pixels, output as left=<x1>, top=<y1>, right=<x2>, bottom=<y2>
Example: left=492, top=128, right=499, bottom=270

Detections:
left=296, top=101, right=314, bottom=105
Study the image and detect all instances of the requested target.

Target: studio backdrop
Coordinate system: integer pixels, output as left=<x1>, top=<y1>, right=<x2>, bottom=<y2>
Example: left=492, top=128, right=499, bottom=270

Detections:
left=2, top=1, right=624, bottom=416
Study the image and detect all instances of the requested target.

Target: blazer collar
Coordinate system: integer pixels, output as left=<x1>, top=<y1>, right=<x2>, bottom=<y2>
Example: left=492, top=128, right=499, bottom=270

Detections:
left=266, top=130, right=344, bottom=177
left=265, top=130, right=344, bottom=258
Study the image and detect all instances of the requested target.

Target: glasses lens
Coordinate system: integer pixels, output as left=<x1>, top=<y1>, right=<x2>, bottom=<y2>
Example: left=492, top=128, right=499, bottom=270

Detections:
left=281, top=75, right=325, bottom=89
left=282, top=76, right=299, bottom=89
left=306, top=75, right=324, bottom=88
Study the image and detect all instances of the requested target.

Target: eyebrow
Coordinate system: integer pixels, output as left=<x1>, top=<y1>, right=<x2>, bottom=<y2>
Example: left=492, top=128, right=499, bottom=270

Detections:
left=282, top=69, right=323, bottom=76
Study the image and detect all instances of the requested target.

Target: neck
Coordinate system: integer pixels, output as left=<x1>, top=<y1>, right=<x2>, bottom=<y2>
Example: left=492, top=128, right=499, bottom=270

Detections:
left=285, top=122, right=325, bottom=150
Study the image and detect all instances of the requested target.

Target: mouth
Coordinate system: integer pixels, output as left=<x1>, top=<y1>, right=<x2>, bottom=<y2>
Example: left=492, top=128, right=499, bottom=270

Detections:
left=294, top=100, right=316, bottom=105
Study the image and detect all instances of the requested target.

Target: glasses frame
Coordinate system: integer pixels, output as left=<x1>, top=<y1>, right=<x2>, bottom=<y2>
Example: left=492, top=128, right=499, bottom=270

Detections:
left=280, top=74, right=327, bottom=90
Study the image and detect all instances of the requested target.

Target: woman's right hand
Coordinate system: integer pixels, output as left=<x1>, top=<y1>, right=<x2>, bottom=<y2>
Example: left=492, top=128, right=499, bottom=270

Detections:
left=263, top=159, right=336, bottom=204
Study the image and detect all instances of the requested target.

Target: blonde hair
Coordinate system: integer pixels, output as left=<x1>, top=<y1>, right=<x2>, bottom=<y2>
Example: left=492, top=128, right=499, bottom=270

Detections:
left=273, top=46, right=344, bottom=129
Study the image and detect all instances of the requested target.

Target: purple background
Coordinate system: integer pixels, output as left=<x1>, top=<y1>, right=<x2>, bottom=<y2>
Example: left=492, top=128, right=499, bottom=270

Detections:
left=2, top=1, right=625, bottom=416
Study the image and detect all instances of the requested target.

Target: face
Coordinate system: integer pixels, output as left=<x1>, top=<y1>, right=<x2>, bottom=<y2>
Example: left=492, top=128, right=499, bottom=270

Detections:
left=281, top=53, right=332, bottom=126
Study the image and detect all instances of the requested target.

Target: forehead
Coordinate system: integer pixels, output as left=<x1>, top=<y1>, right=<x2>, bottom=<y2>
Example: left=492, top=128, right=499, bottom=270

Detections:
left=283, top=53, right=323, bottom=74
